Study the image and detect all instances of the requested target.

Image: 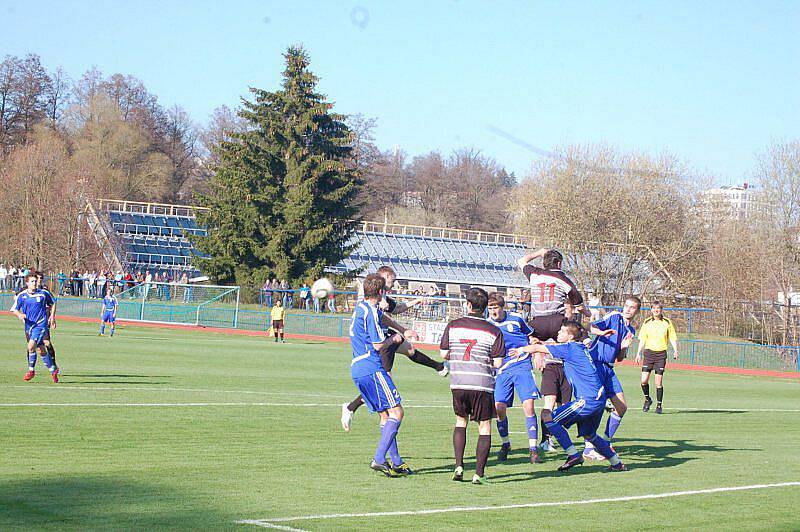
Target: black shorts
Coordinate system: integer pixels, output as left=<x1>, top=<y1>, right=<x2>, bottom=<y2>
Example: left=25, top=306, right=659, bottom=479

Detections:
left=379, top=336, right=401, bottom=372
left=642, top=349, right=668, bottom=375
left=452, top=389, right=496, bottom=422
left=540, top=363, right=573, bottom=404
left=529, top=313, right=566, bottom=342
left=272, top=320, right=284, bottom=329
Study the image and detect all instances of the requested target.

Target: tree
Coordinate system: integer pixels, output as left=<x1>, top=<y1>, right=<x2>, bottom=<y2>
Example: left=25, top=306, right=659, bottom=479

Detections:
left=193, top=46, right=361, bottom=288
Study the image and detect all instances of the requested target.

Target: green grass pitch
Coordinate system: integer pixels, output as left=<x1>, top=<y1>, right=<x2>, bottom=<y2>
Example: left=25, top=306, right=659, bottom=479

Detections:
left=0, top=316, right=798, bottom=530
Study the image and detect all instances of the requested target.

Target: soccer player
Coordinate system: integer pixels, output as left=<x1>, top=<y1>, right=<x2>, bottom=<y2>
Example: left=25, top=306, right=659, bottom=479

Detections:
left=341, top=265, right=448, bottom=431
left=513, top=321, right=630, bottom=472
left=441, top=287, right=505, bottom=484
left=270, top=299, right=286, bottom=343
left=349, top=273, right=410, bottom=477
left=583, top=296, right=641, bottom=460
left=11, top=272, right=59, bottom=382
left=35, top=272, right=58, bottom=365
left=486, top=292, right=543, bottom=464
left=518, top=248, right=590, bottom=451
left=99, top=287, right=118, bottom=337
left=635, top=301, right=679, bottom=414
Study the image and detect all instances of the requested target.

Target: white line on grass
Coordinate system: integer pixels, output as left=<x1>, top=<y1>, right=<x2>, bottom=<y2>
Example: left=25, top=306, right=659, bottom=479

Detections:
left=237, top=482, right=800, bottom=527
left=9, top=385, right=351, bottom=400
left=0, top=400, right=794, bottom=412
left=238, top=522, right=308, bottom=531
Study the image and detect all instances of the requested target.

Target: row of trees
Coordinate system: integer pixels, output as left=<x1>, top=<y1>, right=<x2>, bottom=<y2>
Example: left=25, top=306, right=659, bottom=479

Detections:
left=1, top=49, right=799, bottom=344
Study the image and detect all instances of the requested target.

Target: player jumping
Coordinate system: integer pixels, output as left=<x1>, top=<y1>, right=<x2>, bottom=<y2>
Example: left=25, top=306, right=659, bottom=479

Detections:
left=486, top=292, right=543, bottom=464
left=518, top=248, right=590, bottom=452
left=11, top=272, right=59, bottom=382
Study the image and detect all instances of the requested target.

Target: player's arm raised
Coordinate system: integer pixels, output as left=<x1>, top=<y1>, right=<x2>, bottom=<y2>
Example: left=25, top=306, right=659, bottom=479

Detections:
left=516, top=248, right=548, bottom=271
left=380, top=313, right=418, bottom=341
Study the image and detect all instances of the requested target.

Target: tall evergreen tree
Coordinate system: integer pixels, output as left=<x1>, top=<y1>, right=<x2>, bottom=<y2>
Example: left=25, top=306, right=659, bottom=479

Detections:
left=193, top=46, right=361, bottom=286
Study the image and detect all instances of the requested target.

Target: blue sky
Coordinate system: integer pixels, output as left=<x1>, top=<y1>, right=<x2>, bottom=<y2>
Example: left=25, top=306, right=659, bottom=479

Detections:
left=5, top=1, right=799, bottom=183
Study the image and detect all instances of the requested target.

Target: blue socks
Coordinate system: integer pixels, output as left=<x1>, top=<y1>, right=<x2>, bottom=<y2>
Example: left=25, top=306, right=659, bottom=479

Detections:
left=525, top=415, right=538, bottom=450
left=545, top=420, right=576, bottom=455
left=605, top=412, right=622, bottom=440
left=41, top=353, right=55, bottom=372
left=110, top=327, right=114, bottom=337
left=374, top=417, right=401, bottom=465
left=100, top=324, right=105, bottom=335
left=27, top=352, right=36, bottom=370
left=381, top=420, right=403, bottom=465
left=587, top=434, right=621, bottom=465
left=496, top=417, right=510, bottom=445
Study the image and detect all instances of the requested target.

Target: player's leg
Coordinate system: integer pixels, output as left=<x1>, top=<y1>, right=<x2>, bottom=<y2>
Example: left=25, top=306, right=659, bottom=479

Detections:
left=543, top=402, right=583, bottom=470
left=365, top=372, right=404, bottom=476
left=494, top=372, right=513, bottom=460
left=452, top=414, right=468, bottom=481
left=654, top=363, right=666, bottom=414
left=514, top=369, right=542, bottom=462
left=397, top=340, right=447, bottom=374
left=578, top=408, right=627, bottom=471
left=109, top=316, right=116, bottom=337
left=24, top=335, right=37, bottom=381
left=605, top=389, right=628, bottom=441
left=99, top=314, right=106, bottom=336
left=641, top=356, right=654, bottom=412
left=474, top=417, right=493, bottom=484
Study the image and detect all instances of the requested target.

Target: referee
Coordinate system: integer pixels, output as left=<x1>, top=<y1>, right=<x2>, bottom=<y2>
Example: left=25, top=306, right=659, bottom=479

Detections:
left=635, top=301, right=678, bottom=414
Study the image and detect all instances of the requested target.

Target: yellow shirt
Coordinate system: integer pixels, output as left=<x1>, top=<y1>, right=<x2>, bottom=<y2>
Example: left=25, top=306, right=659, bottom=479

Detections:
left=270, top=306, right=285, bottom=321
left=638, top=317, right=677, bottom=352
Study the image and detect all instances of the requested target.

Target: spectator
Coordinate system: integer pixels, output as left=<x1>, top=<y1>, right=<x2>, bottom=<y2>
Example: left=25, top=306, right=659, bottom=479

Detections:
left=97, top=271, right=107, bottom=298
left=262, top=278, right=272, bottom=308
left=125, top=271, right=134, bottom=290
left=280, top=279, right=289, bottom=307
left=163, top=271, right=172, bottom=301
left=271, top=278, right=279, bottom=309
left=180, top=272, right=192, bottom=303
left=313, top=293, right=321, bottom=313
left=57, top=270, right=66, bottom=295
left=88, top=270, right=97, bottom=298
left=0, top=263, right=6, bottom=291
left=327, top=292, right=336, bottom=313
left=299, top=282, right=311, bottom=311
left=588, top=293, right=603, bottom=323
left=144, top=270, right=153, bottom=299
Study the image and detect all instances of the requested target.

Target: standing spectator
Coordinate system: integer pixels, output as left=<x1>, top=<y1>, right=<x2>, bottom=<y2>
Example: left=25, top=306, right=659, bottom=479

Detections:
left=286, top=280, right=294, bottom=308
left=180, top=272, right=191, bottom=303
left=125, top=271, right=134, bottom=290
left=327, top=292, right=336, bottom=313
left=115, top=271, right=124, bottom=290
left=97, top=271, right=107, bottom=298
left=299, top=282, right=311, bottom=311
left=280, top=279, right=289, bottom=307
left=0, top=263, right=7, bottom=291
left=270, top=278, right=279, bottom=309
left=88, top=270, right=97, bottom=298
left=57, top=270, right=66, bottom=295
left=262, top=278, right=272, bottom=308
left=587, top=293, right=602, bottom=323
left=144, top=270, right=153, bottom=299
left=163, top=271, right=172, bottom=301
left=313, top=293, right=321, bottom=313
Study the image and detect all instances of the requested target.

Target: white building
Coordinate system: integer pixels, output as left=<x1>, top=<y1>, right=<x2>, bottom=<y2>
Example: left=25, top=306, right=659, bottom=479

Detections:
left=700, top=183, right=766, bottom=222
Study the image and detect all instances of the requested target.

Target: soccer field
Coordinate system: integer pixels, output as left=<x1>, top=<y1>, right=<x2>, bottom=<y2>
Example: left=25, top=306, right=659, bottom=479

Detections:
left=0, top=316, right=798, bottom=530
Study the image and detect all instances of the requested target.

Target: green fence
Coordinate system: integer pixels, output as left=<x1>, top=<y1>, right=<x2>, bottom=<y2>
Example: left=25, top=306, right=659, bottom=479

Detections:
left=2, top=293, right=797, bottom=372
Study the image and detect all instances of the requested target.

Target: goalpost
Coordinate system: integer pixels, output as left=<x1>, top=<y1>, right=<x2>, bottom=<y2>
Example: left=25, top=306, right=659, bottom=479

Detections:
left=115, top=282, right=241, bottom=328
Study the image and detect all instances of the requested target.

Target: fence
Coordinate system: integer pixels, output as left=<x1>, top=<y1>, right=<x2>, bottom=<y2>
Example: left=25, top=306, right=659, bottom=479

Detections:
left=1, top=291, right=798, bottom=373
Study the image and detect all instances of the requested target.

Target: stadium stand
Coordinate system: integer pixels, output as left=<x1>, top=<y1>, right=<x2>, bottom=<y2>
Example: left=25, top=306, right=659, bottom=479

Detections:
left=89, top=201, right=664, bottom=292
left=93, top=199, right=206, bottom=274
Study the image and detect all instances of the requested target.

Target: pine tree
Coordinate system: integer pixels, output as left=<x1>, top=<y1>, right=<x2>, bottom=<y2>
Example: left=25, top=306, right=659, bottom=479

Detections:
left=193, top=46, right=361, bottom=287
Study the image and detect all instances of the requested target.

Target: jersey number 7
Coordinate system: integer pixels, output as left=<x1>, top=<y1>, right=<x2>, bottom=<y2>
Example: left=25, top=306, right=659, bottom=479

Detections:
left=459, top=338, right=477, bottom=361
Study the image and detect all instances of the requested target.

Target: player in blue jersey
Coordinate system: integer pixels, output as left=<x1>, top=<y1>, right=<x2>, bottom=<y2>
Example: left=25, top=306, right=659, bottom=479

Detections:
left=582, top=296, right=641, bottom=460
left=99, top=288, right=119, bottom=337
left=512, top=321, right=630, bottom=472
left=11, top=272, right=59, bottom=382
left=486, top=293, right=543, bottom=464
left=35, top=272, right=59, bottom=365
left=349, top=274, right=410, bottom=477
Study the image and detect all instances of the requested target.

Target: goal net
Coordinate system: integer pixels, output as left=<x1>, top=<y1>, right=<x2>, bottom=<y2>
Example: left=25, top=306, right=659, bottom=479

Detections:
left=115, top=282, right=241, bottom=327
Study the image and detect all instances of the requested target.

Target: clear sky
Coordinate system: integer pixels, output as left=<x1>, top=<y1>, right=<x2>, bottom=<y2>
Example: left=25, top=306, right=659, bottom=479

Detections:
left=4, top=1, right=799, bottom=183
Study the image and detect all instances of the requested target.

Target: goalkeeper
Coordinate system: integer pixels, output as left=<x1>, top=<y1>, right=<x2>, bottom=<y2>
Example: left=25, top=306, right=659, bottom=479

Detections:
left=341, top=265, right=449, bottom=432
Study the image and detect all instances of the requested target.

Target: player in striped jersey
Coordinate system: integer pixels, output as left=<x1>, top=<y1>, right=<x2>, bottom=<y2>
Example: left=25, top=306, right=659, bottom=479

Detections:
left=486, top=292, right=543, bottom=464
left=440, top=287, right=505, bottom=484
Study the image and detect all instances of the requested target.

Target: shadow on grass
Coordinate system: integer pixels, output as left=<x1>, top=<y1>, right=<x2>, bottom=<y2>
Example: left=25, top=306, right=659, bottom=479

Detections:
left=413, top=437, right=758, bottom=483
left=67, top=374, right=172, bottom=378
left=661, top=409, right=746, bottom=415
left=0, top=476, right=229, bottom=529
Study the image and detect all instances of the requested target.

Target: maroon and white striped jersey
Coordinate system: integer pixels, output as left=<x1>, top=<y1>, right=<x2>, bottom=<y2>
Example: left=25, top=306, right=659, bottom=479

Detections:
left=523, top=265, right=584, bottom=317
left=440, top=316, right=505, bottom=393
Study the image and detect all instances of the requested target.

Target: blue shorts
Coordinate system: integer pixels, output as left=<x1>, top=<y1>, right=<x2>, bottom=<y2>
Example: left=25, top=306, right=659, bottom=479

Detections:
left=26, top=325, right=48, bottom=346
left=102, top=310, right=116, bottom=323
left=353, top=370, right=401, bottom=414
left=598, top=365, right=623, bottom=398
left=552, top=398, right=606, bottom=438
left=494, top=365, right=541, bottom=406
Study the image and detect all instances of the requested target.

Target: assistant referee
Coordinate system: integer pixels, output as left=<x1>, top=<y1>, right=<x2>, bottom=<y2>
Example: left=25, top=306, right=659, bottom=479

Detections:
left=634, top=301, right=678, bottom=414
